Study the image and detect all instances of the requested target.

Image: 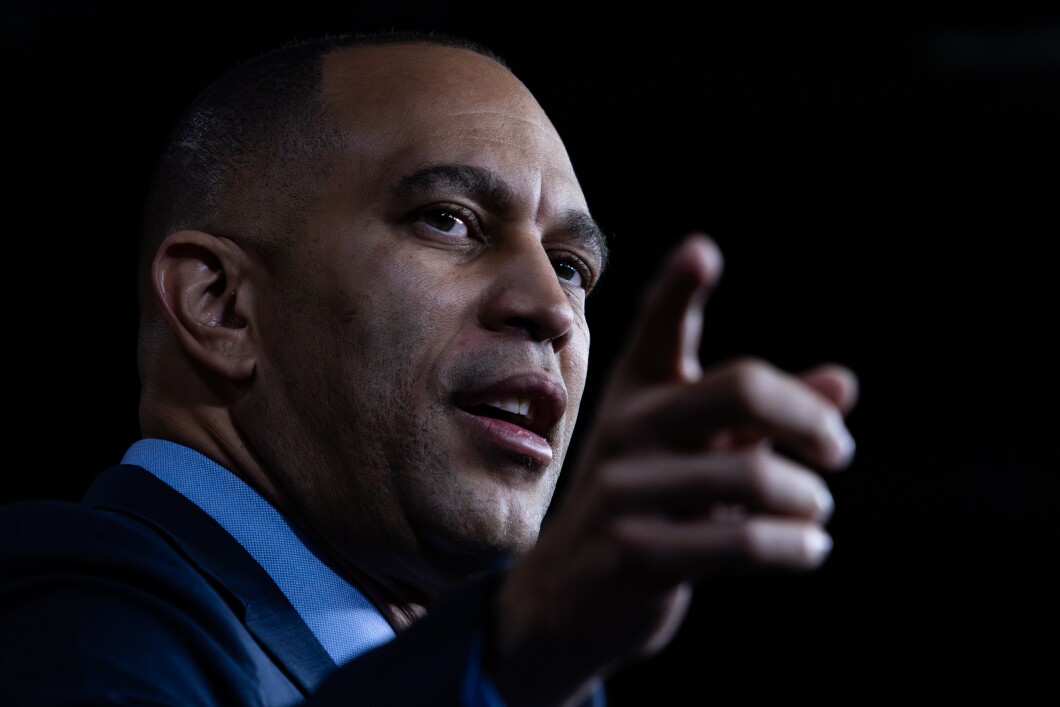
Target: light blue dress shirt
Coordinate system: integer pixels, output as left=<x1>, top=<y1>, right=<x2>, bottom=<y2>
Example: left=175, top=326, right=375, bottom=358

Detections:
left=121, top=438, right=509, bottom=705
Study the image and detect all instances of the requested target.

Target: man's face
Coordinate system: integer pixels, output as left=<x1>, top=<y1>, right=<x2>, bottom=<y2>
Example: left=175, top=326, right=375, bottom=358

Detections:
left=245, top=45, right=605, bottom=596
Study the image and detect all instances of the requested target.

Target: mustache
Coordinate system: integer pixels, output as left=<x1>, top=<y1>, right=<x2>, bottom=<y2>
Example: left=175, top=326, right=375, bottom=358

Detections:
left=446, top=345, right=560, bottom=391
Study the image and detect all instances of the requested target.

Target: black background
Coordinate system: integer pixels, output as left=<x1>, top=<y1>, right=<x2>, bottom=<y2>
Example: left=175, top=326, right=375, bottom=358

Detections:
left=3, top=2, right=1056, bottom=703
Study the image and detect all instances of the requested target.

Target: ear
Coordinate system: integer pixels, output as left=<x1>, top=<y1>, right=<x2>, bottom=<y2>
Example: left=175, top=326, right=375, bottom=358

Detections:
left=151, top=230, right=258, bottom=381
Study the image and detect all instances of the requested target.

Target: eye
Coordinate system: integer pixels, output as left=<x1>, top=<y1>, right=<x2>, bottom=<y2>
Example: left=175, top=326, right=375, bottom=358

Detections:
left=551, top=255, right=591, bottom=290
left=419, top=207, right=471, bottom=238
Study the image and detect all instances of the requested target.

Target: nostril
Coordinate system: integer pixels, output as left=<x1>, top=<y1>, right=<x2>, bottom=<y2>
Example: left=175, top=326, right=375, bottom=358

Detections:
left=504, top=310, right=573, bottom=345
left=505, top=316, right=541, bottom=338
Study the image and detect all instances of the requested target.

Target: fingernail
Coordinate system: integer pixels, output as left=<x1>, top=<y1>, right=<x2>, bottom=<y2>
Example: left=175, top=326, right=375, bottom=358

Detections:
left=824, top=409, right=856, bottom=467
left=805, top=529, right=833, bottom=563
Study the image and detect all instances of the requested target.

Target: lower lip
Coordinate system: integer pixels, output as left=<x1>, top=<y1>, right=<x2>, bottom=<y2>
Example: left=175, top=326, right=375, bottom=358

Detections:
left=458, top=411, right=554, bottom=466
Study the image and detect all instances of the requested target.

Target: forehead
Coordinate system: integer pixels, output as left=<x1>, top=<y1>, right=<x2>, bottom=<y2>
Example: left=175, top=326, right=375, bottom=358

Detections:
left=319, top=44, right=585, bottom=209
left=321, top=43, right=548, bottom=129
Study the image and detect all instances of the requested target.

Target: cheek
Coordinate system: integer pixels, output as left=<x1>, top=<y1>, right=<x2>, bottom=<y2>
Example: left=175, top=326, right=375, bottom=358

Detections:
left=361, top=261, right=478, bottom=370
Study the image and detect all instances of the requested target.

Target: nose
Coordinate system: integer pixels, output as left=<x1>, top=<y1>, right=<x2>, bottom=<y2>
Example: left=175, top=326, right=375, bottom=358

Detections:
left=479, top=240, right=577, bottom=351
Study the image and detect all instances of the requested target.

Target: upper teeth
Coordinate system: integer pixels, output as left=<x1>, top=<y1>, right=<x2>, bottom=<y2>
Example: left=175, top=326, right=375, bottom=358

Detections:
left=487, top=398, right=533, bottom=418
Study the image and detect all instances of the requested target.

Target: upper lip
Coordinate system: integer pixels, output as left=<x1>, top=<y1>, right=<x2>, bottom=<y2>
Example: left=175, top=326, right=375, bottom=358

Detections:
left=452, top=372, right=568, bottom=439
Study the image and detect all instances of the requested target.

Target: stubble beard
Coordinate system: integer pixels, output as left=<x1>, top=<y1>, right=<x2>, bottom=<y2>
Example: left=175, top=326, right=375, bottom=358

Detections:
left=380, top=399, right=555, bottom=597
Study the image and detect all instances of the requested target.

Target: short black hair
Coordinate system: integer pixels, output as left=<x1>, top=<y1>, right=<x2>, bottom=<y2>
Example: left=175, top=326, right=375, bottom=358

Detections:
left=139, top=30, right=507, bottom=272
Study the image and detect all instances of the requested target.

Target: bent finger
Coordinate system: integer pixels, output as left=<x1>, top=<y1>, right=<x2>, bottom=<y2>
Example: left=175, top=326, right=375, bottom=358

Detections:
left=615, top=358, right=856, bottom=470
left=595, top=449, right=834, bottom=522
left=612, top=234, right=723, bottom=386
left=614, top=515, right=833, bottom=578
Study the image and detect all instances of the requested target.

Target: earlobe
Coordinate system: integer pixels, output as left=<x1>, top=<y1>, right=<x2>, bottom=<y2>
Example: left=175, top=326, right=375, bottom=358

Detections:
left=152, top=230, right=257, bottom=381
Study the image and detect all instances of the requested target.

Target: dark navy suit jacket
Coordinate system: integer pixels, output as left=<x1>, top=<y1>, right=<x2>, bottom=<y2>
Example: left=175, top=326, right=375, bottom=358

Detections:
left=0, top=464, right=506, bottom=705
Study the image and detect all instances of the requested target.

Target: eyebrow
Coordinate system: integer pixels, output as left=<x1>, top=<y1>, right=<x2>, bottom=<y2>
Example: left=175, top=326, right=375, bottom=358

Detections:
left=394, top=163, right=609, bottom=272
left=556, top=209, right=609, bottom=274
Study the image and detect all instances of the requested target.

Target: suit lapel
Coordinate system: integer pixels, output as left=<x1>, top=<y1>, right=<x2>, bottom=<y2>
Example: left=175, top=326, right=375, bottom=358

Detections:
left=82, top=465, right=337, bottom=693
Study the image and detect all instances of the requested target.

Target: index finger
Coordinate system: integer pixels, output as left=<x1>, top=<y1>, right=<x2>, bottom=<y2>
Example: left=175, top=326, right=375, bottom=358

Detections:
left=612, top=234, right=724, bottom=386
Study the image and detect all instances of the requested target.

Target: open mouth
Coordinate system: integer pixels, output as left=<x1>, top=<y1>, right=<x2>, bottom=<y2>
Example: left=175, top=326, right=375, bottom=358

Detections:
left=452, top=374, right=567, bottom=465
left=464, top=397, right=539, bottom=434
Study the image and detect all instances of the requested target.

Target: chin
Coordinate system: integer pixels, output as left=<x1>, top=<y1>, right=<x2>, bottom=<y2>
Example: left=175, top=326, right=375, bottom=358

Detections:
left=410, top=533, right=516, bottom=599
left=414, top=507, right=542, bottom=590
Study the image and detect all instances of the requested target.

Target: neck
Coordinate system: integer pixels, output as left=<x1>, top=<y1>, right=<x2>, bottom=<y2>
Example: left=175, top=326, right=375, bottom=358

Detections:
left=140, top=404, right=453, bottom=632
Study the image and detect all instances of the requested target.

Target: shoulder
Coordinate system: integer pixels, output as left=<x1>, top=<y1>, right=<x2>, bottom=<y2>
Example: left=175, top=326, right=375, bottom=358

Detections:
left=3, top=496, right=187, bottom=564
left=0, top=494, right=251, bottom=637
left=0, top=498, right=300, bottom=705
left=1, top=496, right=221, bottom=603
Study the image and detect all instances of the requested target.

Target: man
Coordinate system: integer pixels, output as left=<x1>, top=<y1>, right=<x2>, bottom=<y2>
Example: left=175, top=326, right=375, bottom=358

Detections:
left=1, top=31, right=857, bottom=706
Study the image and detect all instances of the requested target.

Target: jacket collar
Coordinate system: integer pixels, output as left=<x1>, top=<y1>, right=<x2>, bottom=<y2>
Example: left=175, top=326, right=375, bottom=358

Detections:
left=83, top=464, right=337, bottom=694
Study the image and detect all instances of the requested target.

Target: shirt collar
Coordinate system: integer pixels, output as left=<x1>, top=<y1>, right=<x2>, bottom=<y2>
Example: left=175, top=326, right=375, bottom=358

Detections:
left=121, top=438, right=396, bottom=665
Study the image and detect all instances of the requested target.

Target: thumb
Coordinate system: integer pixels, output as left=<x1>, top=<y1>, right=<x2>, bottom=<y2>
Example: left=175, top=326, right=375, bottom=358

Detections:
left=613, top=234, right=724, bottom=386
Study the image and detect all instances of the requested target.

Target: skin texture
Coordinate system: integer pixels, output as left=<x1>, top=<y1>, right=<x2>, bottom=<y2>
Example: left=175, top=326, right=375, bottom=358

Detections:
left=142, top=44, right=604, bottom=625
left=140, top=41, right=859, bottom=706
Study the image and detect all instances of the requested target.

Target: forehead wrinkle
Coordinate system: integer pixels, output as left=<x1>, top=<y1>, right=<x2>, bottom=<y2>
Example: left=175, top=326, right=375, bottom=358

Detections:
left=450, top=109, right=542, bottom=120
left=449, top=110, right=556, bottom=133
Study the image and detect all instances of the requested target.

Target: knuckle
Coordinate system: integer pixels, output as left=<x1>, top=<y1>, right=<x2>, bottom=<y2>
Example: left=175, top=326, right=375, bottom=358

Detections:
left=724, top=356, right=774, bottom=414
left=737, top=520, right=773, bottom=562
left=739, top=448, right=773, bottom=503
